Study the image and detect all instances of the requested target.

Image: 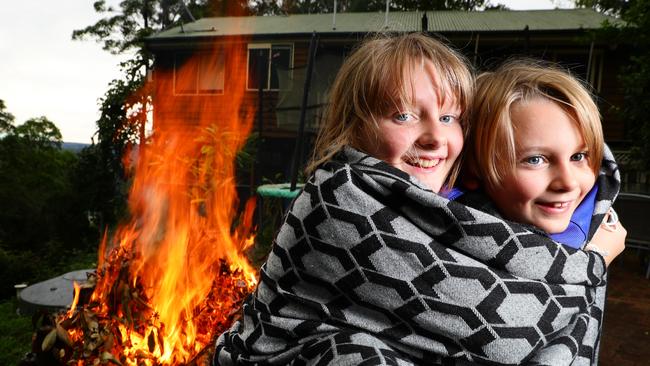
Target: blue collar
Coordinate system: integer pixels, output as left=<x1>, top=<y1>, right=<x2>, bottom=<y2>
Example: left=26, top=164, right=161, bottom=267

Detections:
left=445, top=185, right=598, bottom=249
left=549, top=185, right=598, bottom=248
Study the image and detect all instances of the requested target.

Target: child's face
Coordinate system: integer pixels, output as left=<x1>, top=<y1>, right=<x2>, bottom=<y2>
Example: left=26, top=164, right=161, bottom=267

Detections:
left=358, top=61, right=463, bottom=193
left=487, top=98, right=596, bottom=234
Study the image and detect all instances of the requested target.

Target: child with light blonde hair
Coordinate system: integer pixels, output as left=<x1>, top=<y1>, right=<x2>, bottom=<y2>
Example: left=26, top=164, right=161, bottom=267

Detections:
left=215, top=37, right=621, bottom=366
left=462, top=59, right=626, bottom=363
left=465, top=59, right=625, bottom=264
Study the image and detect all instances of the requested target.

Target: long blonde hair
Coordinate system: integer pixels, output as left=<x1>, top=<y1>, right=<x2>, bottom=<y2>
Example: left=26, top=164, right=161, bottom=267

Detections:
left=466, top=59, right=604, bottom=189
left=306, top=32, right=474, bottom=187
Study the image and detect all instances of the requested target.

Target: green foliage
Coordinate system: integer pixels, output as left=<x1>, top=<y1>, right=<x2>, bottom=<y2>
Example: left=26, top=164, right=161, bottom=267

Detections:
left=575, top=0, right=631, bottom=15
left=72, top=1, right=250, bottom=77
left=72, top=0, right=157, bottom=73
left=0, top=133, right=79, bottom=252
left=0, top=105, right=100, bottom=299
left=0, top=99, right=15, bottom=136
left=89, top=77, right=148, bottom=227
left=13, top=116, right=63, bottom=149
left=0, top=299, right=31, bottom=365
left=0, top=243, right=97, bottom=300
left=246, top=174, right=289, bottom=267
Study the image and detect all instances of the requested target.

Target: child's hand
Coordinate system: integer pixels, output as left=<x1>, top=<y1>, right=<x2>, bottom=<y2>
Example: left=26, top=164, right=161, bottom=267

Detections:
left=585, top=208, right=627, bottom=268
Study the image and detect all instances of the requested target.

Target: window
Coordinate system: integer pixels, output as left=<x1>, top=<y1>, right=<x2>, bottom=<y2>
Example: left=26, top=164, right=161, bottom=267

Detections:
left=247, top=44, right=293, bottom=91
left=174, top=52, right=225, bottom=95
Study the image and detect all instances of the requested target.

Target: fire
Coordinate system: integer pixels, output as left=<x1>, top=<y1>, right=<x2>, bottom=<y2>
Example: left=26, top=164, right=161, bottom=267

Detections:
left=53, top=37, right=259, bottom=365
left=68, top=282, right=81, bottom=318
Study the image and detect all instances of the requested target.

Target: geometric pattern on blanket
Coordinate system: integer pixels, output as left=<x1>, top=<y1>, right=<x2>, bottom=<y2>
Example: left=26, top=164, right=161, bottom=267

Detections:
left=215, top=146, right=620, bottom=366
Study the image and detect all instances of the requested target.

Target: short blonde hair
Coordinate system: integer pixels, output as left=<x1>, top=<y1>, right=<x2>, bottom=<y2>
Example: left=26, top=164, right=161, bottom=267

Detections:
left=306, top=32, right=474, bottom=187
left=465, top=59, right=603, bottom=189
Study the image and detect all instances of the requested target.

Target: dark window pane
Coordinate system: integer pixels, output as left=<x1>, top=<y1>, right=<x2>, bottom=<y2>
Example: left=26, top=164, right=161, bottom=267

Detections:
left=247, top=48, right=269, bottom=90
left=270, top=46, right=291, bottom=90
left=174, top=53, right=198, bottom=94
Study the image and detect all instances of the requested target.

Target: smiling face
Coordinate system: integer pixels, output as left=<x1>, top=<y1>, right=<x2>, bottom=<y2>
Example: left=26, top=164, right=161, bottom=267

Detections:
left=487, top=98, right=596, bottom=233
left=356, top=60, right=464, bottom=193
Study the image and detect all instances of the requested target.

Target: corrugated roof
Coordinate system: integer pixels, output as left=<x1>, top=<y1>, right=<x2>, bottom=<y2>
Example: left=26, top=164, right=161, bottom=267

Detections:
left=150, top=9, right=619, bottom=40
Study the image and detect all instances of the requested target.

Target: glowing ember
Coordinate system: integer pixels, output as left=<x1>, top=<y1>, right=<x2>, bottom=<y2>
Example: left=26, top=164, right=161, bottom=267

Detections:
left=50, top=39, right=258, bottom=365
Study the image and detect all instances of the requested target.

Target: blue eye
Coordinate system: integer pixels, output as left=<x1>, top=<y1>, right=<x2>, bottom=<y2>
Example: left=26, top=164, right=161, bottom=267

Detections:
left=571, top=152, right=588, bottom=162
left=524, top=155, right=545, bottom=166
left=394, top=113, right=413, bottom=123
left=439, top=115, right=455, bottom=124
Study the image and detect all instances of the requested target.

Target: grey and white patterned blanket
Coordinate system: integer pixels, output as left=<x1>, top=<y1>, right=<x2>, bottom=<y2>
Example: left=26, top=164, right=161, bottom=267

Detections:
left=215, top=146, right=620, bottom=366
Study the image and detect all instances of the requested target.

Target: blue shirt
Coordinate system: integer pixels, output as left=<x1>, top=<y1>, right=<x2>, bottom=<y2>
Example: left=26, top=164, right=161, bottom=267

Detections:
left=549, top=185, right=598, bottom=249
left=444, top=185, right=598, bottom=249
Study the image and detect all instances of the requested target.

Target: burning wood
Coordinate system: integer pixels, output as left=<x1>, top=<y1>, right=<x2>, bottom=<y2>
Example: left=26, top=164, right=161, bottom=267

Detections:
left=30, top=258, right=250, bottom=366
left=26, top=41, right=258, bottom=366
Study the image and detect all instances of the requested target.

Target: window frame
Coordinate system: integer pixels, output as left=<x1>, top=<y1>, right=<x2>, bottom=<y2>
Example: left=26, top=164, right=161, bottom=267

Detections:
left=246, top=43, right=294, bottom=92
left=173, top=51, right=226, bottom=96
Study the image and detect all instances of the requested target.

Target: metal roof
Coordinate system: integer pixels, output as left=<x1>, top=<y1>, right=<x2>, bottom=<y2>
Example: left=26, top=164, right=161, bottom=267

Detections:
left=150, top=9, right=619, bottom=40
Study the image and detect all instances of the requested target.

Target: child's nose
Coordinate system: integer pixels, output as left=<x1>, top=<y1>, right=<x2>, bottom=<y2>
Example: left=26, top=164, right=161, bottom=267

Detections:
left=417, top=120, right=446, bottom=148
left=550, top=163, right=579, bottom=191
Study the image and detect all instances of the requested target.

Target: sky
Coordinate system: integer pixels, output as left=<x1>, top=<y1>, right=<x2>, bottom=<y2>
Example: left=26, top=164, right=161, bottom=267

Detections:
left=0, top=0, right=573, bottom=144
left=0, top=1, right=126, bottom=144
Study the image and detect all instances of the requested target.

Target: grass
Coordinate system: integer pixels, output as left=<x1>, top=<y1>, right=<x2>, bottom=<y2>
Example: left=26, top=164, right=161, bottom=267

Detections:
left=0, top=299, right=33, bottom=365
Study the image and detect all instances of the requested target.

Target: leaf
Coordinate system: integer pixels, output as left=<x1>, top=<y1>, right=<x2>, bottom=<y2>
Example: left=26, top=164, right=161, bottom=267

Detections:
left=201, top=145, right=214, bottom=155
left=100, top=351, right=123, bottom=365
left=89, top=320, right=99, bottom=332
left=83, top=309, right=97, bottom=327
left=147, top=329, right=155, bottom=353
left=104, top=332, right=115, bottom=350
left=56, top=323, right=73, bottom=347
left=42, top=328, right=57, bottom=351
left=157, top=325, right=165, bottom=355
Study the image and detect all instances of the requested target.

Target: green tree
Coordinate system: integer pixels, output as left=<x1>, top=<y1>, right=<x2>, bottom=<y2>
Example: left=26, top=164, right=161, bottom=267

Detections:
left=576, top=0, right=650, bottom=168
left=0, top=117, right=71, bottom=251
left=0, top=100, right=14, bottom=136
left=72, top=1, right=252, bottom=77
left=90, top=78, right=146, bottom=226
left=13, top=116, right=62, bottom=149
left=575, top=0, right=631, bottom=14
left=0, top=110, right=100, bottom=299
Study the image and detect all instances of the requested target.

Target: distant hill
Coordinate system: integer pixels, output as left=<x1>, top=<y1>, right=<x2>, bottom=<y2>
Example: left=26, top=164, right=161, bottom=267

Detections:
left=62, top=142, right=90, bottom=152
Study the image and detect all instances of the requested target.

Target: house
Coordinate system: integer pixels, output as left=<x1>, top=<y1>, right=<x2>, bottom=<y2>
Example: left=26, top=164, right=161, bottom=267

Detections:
left=145, top=9, right=625, bottom=183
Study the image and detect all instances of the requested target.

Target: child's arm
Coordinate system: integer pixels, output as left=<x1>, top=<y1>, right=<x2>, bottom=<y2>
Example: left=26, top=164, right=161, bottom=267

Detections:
left=585, top=210, right=627, bottom=267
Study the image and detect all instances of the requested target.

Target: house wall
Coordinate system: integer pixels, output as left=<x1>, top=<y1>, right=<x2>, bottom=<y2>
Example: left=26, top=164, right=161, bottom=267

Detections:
left=449, top=31, right=627, bottom=143
left=151, top=40, right=315, bottom=138
left=149, top=31, right=628, bottom=184
left=599, top=48, right=626, bottom=143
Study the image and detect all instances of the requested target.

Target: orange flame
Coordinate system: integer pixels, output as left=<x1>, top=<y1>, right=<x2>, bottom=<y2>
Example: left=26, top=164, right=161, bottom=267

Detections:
left=67, top=282, right=81, bottom=318
left=60, top=30, right=259, bottom=365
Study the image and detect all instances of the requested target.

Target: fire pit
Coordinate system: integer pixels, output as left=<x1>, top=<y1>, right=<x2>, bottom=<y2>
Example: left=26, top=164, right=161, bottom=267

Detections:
left=22, top=43, right=260, bottom=366
left=17, top=269, right=94, bottom=316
